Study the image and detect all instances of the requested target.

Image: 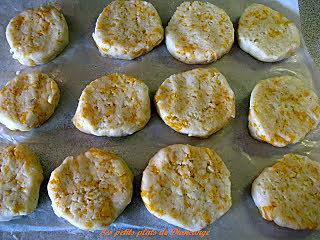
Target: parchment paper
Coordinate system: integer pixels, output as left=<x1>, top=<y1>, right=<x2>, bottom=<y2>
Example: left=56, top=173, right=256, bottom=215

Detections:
left=0, top=0, right=319, bottom=239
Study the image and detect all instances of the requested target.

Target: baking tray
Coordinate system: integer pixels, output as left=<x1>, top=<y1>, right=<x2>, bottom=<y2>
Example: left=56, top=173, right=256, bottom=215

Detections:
left=0, top=0, right=319, bottom=239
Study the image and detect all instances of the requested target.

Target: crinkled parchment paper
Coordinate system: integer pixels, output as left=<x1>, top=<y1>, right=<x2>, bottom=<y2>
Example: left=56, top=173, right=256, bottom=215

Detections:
left=0, top=0, right=319, bottom=239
